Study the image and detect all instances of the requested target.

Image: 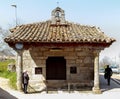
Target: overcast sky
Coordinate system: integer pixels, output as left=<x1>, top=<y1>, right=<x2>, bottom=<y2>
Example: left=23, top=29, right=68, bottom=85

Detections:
left=0, top=0, right=120, bottom=61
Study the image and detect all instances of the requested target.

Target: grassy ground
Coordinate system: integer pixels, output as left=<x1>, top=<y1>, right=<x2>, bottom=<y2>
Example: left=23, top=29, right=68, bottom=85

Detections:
left=0, top=59, right=17, bottom=89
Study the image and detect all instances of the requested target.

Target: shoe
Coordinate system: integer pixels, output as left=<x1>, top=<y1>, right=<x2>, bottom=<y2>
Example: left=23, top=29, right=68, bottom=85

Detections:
left=24, top=91, right=28, bottom=94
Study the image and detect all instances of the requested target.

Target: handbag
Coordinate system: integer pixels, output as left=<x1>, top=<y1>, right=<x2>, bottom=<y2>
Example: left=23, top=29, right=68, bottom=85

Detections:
left=104, top=73, right=107, bottom=79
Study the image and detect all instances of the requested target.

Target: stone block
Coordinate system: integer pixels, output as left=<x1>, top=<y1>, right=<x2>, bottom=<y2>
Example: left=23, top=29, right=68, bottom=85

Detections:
left=76, top=52, right=88, bottom=56
left=64, top=48, right=74, bottom=51
left=84, top=57, right=92, bottom=63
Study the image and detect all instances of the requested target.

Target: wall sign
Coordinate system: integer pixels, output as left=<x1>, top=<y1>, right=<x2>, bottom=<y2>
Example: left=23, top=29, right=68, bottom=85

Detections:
left=70, top=66, right=77, bottom=74
left=35, top=67, right=42, bottom=74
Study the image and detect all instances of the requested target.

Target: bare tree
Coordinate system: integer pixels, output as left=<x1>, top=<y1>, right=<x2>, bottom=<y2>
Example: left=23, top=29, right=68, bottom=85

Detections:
left=0, top=27, right=15, bottom=56
left=99, top=56, right=113, bottom=68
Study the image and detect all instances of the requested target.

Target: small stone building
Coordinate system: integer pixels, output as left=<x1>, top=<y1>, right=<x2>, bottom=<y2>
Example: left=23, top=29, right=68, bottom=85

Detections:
left=4, top=7, right=115, bottom=93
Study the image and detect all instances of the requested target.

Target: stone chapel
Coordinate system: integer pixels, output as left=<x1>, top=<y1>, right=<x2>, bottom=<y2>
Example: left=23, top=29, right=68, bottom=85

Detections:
left=4, top=7, right=115, bottom=93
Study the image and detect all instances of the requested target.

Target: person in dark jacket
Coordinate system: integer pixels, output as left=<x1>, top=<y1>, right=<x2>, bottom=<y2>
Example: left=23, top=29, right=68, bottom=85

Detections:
left=105, top=65, right=113, bottom=85
left=22, top=70, right=29, bottom=93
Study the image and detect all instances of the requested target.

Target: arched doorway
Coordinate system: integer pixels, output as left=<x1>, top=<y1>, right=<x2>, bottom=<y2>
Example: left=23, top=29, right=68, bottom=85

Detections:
left=46, top=57, right=66, bottom=80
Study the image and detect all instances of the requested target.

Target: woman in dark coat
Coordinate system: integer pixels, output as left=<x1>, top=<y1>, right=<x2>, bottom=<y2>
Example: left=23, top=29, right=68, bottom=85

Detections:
left=105, top=65, right=113, bottom=85
left=22, top=70, right=29, bottom=93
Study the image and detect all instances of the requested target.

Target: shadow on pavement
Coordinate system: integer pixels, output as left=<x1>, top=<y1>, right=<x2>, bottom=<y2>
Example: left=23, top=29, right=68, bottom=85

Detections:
left=100, top=74, right=120, bottom=92
left=0, top=88, right=18, bottom=99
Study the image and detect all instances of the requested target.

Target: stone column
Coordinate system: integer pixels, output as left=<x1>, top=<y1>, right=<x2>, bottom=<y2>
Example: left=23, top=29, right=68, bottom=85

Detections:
left=92, top=50, right=101, bottom=94
left=16, top=50, right=23, bottom=91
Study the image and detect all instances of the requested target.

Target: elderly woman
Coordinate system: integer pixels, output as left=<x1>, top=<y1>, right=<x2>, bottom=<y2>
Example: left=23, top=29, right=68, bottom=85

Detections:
left=22, top=70, right=29, bottom=93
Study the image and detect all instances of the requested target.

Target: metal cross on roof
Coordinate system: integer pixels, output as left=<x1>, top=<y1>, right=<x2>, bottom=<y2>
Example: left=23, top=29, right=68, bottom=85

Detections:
left=57, top=2, right=59, bottom=7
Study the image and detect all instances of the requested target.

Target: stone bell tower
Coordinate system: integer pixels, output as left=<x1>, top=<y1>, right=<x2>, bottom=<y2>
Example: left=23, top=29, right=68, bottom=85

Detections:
left=51, top=7, right=66, bottom=25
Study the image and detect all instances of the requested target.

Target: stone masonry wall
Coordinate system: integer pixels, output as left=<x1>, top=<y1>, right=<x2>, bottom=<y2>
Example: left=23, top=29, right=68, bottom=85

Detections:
left=22, top=46, right=94, bottom=91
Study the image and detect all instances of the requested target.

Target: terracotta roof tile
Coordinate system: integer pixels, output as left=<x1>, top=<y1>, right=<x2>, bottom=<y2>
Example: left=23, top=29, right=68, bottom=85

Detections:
left=5, top=20, right=115, bottom=44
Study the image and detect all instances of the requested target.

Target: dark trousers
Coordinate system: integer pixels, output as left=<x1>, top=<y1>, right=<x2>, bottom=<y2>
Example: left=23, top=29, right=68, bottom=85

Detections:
left=107, top=76, right=111, bottom=85
left=23, top=84, right=28, bottom=93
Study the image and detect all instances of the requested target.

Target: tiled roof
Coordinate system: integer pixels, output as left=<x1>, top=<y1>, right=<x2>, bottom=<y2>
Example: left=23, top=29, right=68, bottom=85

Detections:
left=4, top=20, right=115, bottom=44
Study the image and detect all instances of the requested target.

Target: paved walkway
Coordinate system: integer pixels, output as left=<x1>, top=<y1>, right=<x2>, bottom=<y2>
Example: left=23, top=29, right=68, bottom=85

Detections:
left=0, top=74, right=120, bottom=99
left=0, top=77, right=17, bottom=99
left=100, top=74, right=120, bottom=92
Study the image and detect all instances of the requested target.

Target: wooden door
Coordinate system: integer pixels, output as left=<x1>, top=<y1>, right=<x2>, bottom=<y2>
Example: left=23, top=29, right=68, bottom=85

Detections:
left=46, top=57, right=66, bottom=80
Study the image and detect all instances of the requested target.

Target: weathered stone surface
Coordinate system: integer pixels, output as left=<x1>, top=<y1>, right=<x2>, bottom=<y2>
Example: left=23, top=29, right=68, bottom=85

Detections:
left=21, top=47, right=96, bottom=91
left=7, top=63, right=16, bottom=72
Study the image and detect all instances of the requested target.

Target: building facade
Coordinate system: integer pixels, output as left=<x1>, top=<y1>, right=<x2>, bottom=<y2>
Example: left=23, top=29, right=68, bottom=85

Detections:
left=5, top=7, right=115, bottom=93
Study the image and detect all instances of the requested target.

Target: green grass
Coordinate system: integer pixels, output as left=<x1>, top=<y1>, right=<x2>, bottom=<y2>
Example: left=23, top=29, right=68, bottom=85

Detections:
left=0, top=59, right=17, bottom=89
